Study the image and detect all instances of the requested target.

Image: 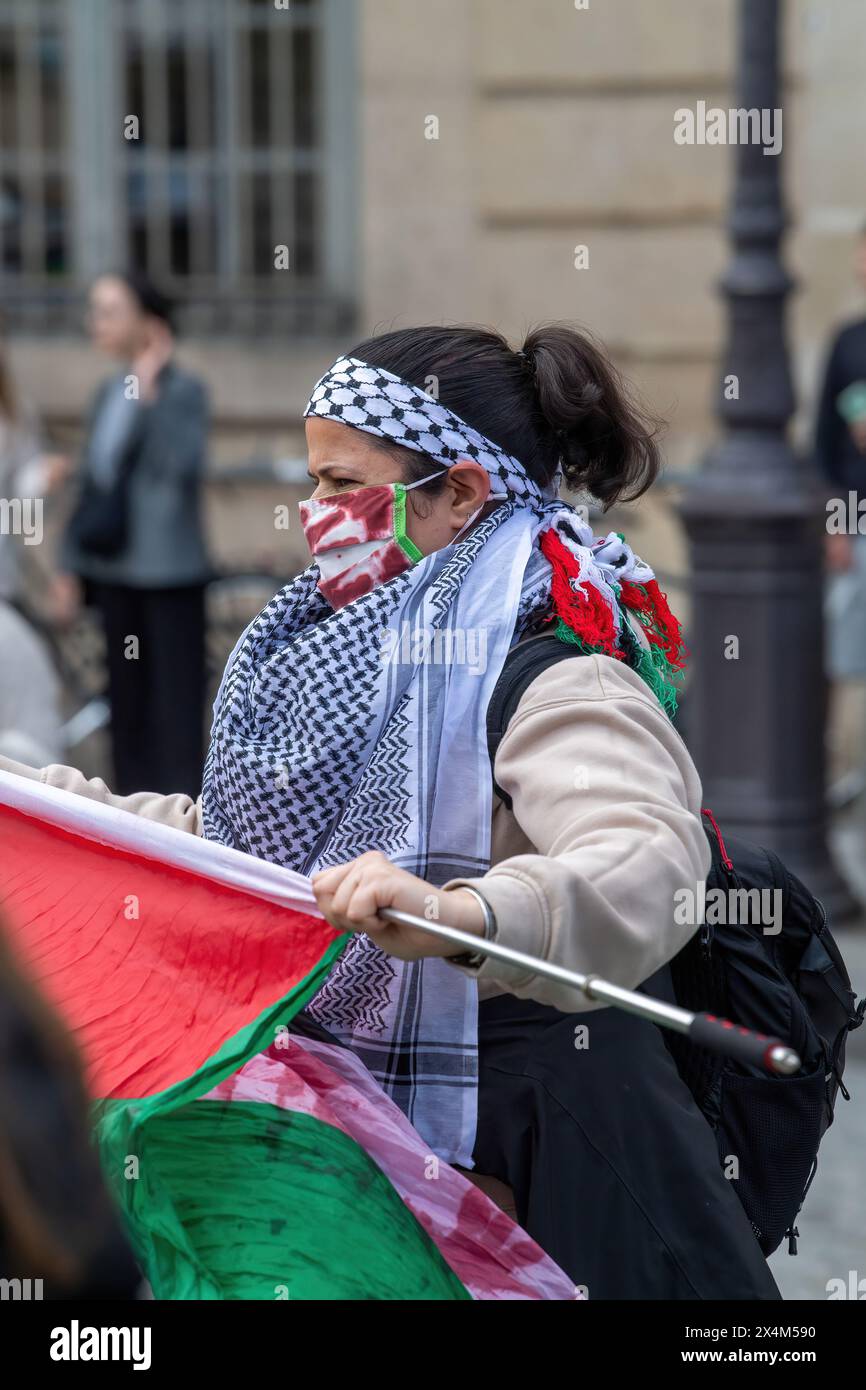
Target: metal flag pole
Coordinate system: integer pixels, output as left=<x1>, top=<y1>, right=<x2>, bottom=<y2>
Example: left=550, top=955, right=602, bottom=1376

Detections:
left=380, top=907, right=801, bottom=1077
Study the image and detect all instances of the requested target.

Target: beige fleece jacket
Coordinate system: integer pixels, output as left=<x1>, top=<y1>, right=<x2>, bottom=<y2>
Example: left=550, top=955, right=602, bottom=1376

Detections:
left=0, top=653, right=710, bottom=1013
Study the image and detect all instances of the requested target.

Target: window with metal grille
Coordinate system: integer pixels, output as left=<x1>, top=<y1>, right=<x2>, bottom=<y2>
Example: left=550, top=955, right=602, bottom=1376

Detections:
left=0, top=0, right=356, bottom=334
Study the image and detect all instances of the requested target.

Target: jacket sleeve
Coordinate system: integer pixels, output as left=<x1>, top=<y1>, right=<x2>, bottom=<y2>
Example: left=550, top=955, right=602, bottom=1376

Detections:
left=0, top=754, right=203, bottom=835
left=442, top=654, right=711, bottom=1012
left=149, top=375, right=209, bottom=483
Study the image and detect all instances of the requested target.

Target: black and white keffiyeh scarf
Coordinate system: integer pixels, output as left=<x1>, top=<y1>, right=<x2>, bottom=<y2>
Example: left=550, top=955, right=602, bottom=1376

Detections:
left=201, top=355, right=683, bottom=1165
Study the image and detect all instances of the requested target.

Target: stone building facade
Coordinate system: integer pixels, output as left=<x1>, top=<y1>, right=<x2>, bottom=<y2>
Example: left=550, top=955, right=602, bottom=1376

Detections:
left=5, top=0, right=866, bottom=584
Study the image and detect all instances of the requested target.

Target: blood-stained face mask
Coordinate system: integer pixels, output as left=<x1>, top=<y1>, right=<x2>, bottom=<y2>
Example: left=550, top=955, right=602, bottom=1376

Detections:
left=298, top=472, right=445, bottom=610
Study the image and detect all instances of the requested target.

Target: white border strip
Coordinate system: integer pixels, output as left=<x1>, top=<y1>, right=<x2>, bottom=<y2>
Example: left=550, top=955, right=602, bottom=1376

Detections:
left=0, top=770, right=322, bottom=918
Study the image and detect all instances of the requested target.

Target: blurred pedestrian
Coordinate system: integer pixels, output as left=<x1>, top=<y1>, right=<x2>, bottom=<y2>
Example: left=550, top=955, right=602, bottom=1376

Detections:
left=58, top=271, right=211, bottom=796
left=0, top=330, right=67, bottom=766
left=815, top=225, right=866, bottom=799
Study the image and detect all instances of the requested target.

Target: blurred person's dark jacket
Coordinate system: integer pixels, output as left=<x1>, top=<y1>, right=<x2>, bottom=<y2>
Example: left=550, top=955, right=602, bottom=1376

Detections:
left=0, top=928, right=140, bottom=1299
left=814, top=317, right=866, bottom=506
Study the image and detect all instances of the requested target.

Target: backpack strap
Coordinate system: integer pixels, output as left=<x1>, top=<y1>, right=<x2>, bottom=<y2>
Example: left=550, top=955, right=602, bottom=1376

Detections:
left=487, top=632, right=588, bottom=810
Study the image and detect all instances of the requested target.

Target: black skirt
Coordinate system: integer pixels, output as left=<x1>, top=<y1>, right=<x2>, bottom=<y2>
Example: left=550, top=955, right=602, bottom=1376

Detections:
left=472, top=967, right=782, bottom=1301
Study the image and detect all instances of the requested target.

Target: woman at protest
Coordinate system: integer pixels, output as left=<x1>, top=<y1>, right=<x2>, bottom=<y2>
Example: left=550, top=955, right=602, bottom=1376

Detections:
left=0, top=324, right=780, bottom=1299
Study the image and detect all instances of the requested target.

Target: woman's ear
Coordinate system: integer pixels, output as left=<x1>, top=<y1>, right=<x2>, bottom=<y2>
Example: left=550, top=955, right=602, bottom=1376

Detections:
left=447, top=460, right=492, bottom=524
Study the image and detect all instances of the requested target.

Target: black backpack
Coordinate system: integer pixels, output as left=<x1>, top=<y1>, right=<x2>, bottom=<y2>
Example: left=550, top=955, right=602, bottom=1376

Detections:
left=486, top=632, right=865, bottom=1257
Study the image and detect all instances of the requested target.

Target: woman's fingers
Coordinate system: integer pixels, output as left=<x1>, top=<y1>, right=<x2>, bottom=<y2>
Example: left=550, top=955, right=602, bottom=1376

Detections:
left=311, top=858, right=367, bottom=922
left=312, top=851, right=392, bottom=931
left=311, top=857, right=360, bottom=895
left=309, top=853, right=486, bottom=959
left=324, top=865, right=358, bottom=915
left=331, top=869, right=373, bottom=923
left=346, top=872, right=398, bottom=924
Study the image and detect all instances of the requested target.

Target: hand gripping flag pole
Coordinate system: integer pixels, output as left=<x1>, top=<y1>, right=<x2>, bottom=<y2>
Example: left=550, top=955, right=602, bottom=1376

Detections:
left=380, top=908, right=802, bottom=1076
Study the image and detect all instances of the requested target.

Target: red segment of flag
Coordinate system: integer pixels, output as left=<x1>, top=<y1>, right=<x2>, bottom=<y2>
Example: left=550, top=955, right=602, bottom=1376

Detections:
left=0, top=805, right=339, bottom=1100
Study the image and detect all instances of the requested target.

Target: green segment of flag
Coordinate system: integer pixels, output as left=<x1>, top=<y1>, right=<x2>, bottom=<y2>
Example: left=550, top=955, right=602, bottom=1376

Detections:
left=95, top=934, right=470, bottom=1301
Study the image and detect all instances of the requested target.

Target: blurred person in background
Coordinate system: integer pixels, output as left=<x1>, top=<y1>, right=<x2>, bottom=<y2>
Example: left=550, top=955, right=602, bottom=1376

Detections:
left=0, top=918, right=140, bottom=1299
left=815, top=224, right=866, bottom=804
left=0, top=329, right=68, bottom=767
left=56, top=271, right=211, bottom=796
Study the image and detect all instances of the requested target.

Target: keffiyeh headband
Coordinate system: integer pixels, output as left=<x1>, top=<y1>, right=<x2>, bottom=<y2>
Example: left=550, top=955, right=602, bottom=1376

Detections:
left=305, top=354, right=686, bottom=711
left=305, top=355, right=553, bottom=507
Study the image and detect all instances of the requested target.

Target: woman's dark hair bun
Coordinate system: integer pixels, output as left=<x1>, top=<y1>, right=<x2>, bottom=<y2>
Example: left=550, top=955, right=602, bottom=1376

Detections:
left=349, top=321, right=663, bottom=507
left=521, top=324, right=662, bottom=506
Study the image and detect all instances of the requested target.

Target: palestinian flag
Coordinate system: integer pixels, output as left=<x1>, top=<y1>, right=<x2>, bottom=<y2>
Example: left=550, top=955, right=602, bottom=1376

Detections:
left=0, top=771, right=577, bottom=1301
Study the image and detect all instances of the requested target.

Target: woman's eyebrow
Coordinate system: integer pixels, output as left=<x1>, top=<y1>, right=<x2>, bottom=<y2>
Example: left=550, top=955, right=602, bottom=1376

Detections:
left=306, top=462, right=358, bottom=481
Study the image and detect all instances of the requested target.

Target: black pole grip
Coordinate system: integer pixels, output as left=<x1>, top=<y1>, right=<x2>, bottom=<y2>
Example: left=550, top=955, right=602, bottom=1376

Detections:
left=688, top=1012, right=792, bottom=1072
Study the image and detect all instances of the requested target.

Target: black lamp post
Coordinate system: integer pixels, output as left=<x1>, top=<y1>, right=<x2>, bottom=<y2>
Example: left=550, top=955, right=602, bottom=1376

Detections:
left=678, top=0, right=857, bottom=919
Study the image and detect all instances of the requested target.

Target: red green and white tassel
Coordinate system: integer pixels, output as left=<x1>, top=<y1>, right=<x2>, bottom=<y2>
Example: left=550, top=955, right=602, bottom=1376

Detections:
left=540, top=520, right=687, bottom=717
